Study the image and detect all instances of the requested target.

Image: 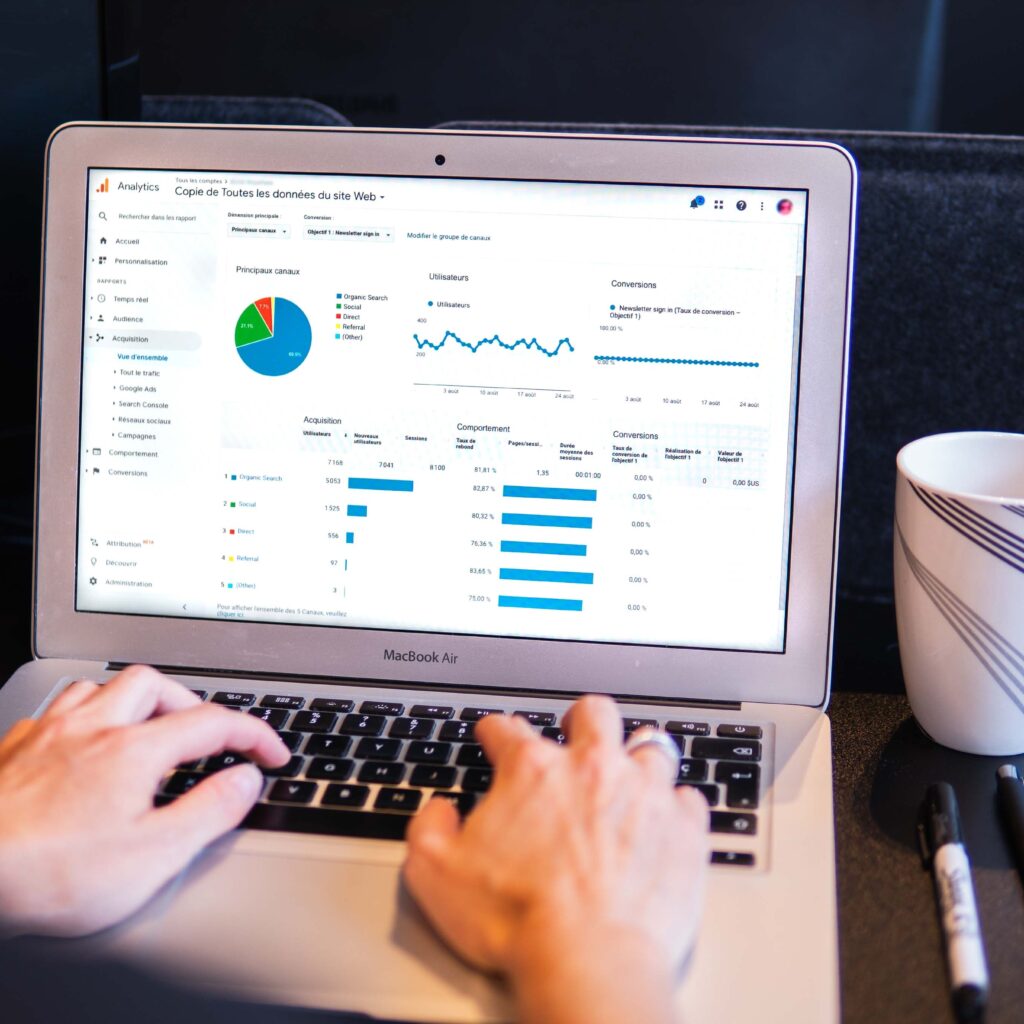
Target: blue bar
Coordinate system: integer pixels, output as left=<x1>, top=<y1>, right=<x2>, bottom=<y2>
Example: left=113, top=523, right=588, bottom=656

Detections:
left=498, top=595, right=583, bottom=612
left=345, top=532, right=354, bottom=544
left=500, top=568, right=593, bottom=585
left=348, top=477, right=414, bottom=492
left=347, top=504, right=368, bottom=517
left=503, top=485, right=597, bottom=501
left=501, top=513, right=592, bottom=529
left=501, top=540, right=587, bottom=557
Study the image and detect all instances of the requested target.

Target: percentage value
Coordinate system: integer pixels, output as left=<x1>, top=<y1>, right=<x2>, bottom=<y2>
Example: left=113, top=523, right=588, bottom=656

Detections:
left=634, top=474, right=654, bottom=482
left=626, top=603, right=648, bottom=612
left=632, top=493, right=652, bottom=501
left=631, top=521, right=651, bottom=528
left=471, top=512, right=495, bottom=520
left=470, top=540, right=494, bottom=548
left=628, top=576, right=649, bottom=584
left=469, top=568, right=492, bottom=575
left=629, top=548, right=650, bottom=556
left=468, top=595, right=492, bottom=603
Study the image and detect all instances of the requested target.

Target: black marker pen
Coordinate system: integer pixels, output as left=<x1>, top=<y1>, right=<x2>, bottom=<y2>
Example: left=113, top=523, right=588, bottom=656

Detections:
left=918, top=783, right=988, bottom=1023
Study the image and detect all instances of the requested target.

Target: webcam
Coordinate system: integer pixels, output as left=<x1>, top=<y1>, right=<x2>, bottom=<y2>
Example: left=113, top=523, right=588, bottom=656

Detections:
left=434, top=154, right=446, bottom=166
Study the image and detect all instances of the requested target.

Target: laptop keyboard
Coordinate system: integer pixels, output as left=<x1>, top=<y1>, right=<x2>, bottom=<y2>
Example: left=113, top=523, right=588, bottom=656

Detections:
left=151, top=688, right=766, bottom=868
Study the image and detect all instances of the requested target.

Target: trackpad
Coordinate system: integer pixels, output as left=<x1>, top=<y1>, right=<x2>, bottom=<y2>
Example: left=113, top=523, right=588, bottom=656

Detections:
left=102, top=835, right=513, bottom=1023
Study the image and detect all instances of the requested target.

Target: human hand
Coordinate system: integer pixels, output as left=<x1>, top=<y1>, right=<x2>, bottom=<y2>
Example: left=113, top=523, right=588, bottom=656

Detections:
left=403, top=695, right=709, bottom=1024
left=0, top=665, right=288, bottom=936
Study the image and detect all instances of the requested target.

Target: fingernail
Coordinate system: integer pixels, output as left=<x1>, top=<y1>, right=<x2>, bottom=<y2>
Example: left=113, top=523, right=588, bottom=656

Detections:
left=230, top=763, right=263, bottom=800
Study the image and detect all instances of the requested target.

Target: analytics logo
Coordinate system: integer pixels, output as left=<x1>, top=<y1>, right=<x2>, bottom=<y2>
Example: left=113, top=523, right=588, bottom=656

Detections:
left=96, top=177, right=109, bottom=193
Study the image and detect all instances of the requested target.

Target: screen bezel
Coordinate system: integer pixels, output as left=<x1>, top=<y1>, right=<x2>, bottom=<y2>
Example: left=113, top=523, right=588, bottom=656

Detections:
left=35, top=123, right=855, bottom=708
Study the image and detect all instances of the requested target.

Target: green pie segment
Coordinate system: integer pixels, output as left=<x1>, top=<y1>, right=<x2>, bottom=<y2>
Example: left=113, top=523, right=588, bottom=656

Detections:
left=235, top=302, right=274, bottom=347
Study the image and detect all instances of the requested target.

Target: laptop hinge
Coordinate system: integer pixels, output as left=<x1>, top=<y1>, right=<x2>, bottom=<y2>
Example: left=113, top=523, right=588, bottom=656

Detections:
left=104, top=662, right=743, bottom=711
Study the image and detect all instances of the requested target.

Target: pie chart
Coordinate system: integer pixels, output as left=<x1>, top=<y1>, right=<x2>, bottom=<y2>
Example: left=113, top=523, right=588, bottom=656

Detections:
left=234, top=297, right=311, bottom=376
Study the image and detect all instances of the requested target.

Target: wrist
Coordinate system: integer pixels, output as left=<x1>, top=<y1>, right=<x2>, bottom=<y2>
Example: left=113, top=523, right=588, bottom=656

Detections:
left=508, top=910, right=676, bottom=1024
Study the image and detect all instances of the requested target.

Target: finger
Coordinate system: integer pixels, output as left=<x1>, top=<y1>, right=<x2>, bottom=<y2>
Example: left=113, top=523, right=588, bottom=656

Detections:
left=406, top=795, right=461, bottom=859
left=133, top=703, right=289, bottom=772
left=675, top=781, right=712, bottom=830
left=0, top=718, right=35, bottom=758
left=146, top=762, right=264, bottom=857
left=562, top=693, right=622, bottom=751
left=625, top=727, right=679, bottom=786
left=475, top=711, right=538, bottom=767
left=42, top=679, right=101, bottom=718
left=84, top=664, right=200, bottom=725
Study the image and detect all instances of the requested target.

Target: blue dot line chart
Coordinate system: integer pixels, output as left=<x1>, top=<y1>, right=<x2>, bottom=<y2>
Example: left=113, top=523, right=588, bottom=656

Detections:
left=594, top=355, right=759, bottom=367
left=414, top=331, right=574, bottom=358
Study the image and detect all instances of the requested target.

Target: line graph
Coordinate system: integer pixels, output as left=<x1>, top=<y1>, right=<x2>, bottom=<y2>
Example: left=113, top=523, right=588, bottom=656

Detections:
left=594, top=355, right=759, bottom=367
left=414, top=331, right=574, bottom=358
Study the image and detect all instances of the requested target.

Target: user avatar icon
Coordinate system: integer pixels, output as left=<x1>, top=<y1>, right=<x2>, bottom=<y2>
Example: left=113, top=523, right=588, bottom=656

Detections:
left=777, top=198, right=793, bottom=215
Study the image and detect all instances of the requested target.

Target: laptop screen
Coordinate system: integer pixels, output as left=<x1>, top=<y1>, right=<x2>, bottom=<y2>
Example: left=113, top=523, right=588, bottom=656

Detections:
left=76, top=167, right=807, bottom=654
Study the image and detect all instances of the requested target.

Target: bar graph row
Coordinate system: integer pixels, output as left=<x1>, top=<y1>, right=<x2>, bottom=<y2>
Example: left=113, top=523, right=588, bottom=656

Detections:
left=499, top=568, right=593, bottom=585
left=500, top=540, right=587, bottom=557
left=498, top=595, right=583, bottom=612
left=503, top=485, right=597, bottom=502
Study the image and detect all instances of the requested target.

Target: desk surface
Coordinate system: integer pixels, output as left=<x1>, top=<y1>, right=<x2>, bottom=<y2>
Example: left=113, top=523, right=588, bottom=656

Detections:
left=831, top=692, right=1024, bottom=1024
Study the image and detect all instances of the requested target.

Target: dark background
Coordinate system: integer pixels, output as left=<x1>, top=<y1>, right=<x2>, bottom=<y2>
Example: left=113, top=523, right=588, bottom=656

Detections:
left=2, top=0, right=1023, bottom=687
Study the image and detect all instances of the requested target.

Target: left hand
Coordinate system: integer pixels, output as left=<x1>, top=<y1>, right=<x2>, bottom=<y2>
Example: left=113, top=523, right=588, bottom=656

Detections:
left=0, top=665, right=289, bottom=936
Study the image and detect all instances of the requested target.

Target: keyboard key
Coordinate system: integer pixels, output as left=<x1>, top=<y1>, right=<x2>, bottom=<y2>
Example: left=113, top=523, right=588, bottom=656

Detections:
left=726, top=781, right=759, bottom=810
left=243, top=802, right=410, bottom=840
left=310, top=697, right=355, bottom=714
left=164, top=771, right=205, bottom=795
left=541, top=727, right=567, bottom=744
left=711, top=850, right=755, bottom=867
left=715, top=762, right=761, bottom=785
left=514, top=710, right=556, bottom=726
left=679, top=783, right=719, bottom=805
left=267, top=780, right=317, bottom=804
left=390, top=717, right=436, bottom=740
left=212, top=691, right=255, bottom=707
left=462, top=768, right=494, bottom=792
left=623, top=718, right=658, bottom=731
left=261, top=694, right=305, bottom=710
left=440, top=720, right=475, bottom=742
left=433, top=791, right=476, bottom=815
left=710, top=811, right=758, bottom=835
left=360, top=700, right=404, bottom=716
left=410, top=704, right=454, bottom=719
left=456, top=744, right=490, bottom=767
left=262, top=755, right=305, bottom=778
left=305, top=734, right=352, bottom=757
left=321, top=783, right=370, bottom=808
left=306, top=757, right=355, bottom=781
left=375, top=787, right=422, bottom=813
left=340, top=713, right=386, bottom=737
left=291, top=710, right=339, bottom=733
left=666, top=720, right=709, bottom=736
left=358, top=761, right=406, bottom=785
left=190, top=689, right=208, bottom=700
left=206, top=752, right=250, bottom=772
left=692, top=738, right=761, bottom=762
left=717, top=723, right=763, bottom=739
left=276, top=730, right=303, bottom=752
left=410, top=765, right=457, bottom=789
left=248, top=707, right=289, bottom=728
left=460, top=707, right=504, bottom=721
left=677, top=759, right=708, bottom=782
left=355, top=737, right=402, bottom=761
left=405, top=741, right=452, bottom=765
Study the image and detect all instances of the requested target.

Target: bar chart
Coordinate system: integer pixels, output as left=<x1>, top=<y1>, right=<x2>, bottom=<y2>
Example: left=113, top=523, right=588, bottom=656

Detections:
left=497, top=484, right=597, bottom=613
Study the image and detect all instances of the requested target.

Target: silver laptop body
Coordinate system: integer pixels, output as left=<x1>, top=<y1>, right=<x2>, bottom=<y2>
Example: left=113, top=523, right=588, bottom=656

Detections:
left=1, top=123, right=855, bottom=1022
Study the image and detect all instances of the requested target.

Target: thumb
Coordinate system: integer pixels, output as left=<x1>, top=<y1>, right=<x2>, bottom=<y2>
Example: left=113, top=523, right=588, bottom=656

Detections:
left=403, top=795, right=460, bottom=892
left=148, top=763, right=263, bottom=864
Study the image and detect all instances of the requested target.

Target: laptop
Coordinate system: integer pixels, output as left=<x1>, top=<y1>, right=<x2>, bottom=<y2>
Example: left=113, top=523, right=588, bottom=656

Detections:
left=1, top=123, right=855, bottom=1022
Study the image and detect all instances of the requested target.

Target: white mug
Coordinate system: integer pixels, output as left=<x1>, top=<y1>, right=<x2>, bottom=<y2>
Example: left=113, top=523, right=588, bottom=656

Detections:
left=894, top=432, right=1024, bottom=755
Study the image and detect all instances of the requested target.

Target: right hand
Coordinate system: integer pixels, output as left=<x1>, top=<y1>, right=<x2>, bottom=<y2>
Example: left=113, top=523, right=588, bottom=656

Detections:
left=0, top=665, right=289, bottom=936
left=404, top=695, right=709, bottom=1024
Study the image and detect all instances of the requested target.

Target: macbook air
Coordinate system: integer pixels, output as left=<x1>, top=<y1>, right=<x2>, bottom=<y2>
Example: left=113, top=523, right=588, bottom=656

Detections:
left=0, top=123, right=855, bottom=1022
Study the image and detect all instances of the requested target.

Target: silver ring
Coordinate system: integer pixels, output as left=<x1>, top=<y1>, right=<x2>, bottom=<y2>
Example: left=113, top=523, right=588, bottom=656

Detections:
left=623, top=728, right=681, bottom=773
